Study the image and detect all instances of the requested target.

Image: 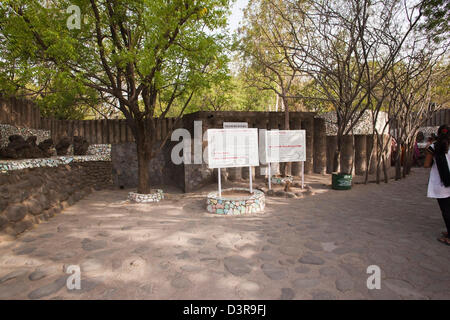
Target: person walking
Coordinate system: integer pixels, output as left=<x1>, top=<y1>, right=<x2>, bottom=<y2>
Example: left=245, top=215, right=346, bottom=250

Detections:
left=424, top=125, right=450, bottom=245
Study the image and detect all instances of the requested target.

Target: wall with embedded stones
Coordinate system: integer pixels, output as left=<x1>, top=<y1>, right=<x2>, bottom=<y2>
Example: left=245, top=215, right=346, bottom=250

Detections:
left=0, top=161, right=112, bottom=243
left=111, top=142, right=183, bottom=190
left=111, top=140, right=216, bottom=193
left=0, top=124, right=50, bottom=148
left=319, top=111, right=389, bottom=136
left=184, top=163, right=215, bottom=193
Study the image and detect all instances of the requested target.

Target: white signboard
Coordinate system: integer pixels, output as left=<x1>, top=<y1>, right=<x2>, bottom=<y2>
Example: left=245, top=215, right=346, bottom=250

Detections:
left=223, top=122, right=248, bottom=129
left=207, top=129, right=259, bottom=169
left=260, top=130, right=306, bottom=163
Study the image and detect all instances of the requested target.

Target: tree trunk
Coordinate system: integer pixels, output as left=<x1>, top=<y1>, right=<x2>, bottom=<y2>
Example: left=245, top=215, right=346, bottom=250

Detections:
left=402, top=144, right=414, bottom=178
left=283, top=96, right=291, bottom=177
left=395, top=152, right=402, bottom=180
left=135, top=120, right=154, bottom=194
left=340, top=135, right=354, bottom=175
left=375, top=135, right=382, bottom=184
left=333, top=133, right=342, bottom=173
left=402, top=145, right=408, bottom=178
left=406, top=144, right=413, bottom=175
left=376, top=161, right=381, bottom=184
left=137, top=144, right=151, bottom=194
left=382, top=154, right=389, bottom=183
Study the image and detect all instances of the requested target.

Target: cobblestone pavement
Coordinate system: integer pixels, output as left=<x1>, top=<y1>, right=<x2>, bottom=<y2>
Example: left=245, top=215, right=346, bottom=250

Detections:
left=0, top=168, right=449, bottom=300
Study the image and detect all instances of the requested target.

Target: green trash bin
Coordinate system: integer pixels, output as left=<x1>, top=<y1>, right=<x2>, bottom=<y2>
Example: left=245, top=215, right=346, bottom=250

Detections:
left=332, top=173, right=352, bottom=190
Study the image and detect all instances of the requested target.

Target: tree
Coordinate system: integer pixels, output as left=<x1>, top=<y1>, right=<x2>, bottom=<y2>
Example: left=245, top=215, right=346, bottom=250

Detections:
left=232, top=75, right=275, bottom=111
left=0, top=0, right=231, bottom=194
left=420, top=0, right=450, bottom=42
left=295, top=79, right=331, bottom=114
left=430, top=62, right=450, bottom=108
left=238, top=0, right=306, bottom=175
left=367, top=22, right=448, bottom=184
left=0, top=45, right=99, bottom=119
left=186, top=76, right=235, bottom=112
left=238, top=0, right=301, bottom=125
left=0, top=2, right=102, bottom=120
left=270, top=0, right=425, bottom=174
left=388, top=53, right=446, bottom=179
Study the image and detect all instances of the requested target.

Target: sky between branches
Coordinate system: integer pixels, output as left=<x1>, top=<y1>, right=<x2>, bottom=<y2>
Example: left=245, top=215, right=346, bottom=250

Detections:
left=228, top=0, right=249, bottom=32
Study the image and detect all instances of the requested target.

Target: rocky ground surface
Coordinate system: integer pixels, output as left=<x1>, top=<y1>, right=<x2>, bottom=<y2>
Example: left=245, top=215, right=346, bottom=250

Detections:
left=0, top=168, right=448, bottom=300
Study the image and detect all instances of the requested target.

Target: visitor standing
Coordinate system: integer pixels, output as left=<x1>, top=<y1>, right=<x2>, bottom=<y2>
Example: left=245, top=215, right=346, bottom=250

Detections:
left=424, top=125, right=450, bottom=246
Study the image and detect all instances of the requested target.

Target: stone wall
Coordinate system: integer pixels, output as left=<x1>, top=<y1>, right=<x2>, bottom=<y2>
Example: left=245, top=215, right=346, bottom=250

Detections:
left=111, top=140, right=217, bottom=193
left=0, top=161, right=112, bottom=242
left=111, top=142, right=182, bottom=190
left=87, top=144, right=111, bottom=156
left=319, top=111, right=389, bottom=136
left=0, top=124, right=50, bottom=148
left=184, top=163, right=215, bottom=193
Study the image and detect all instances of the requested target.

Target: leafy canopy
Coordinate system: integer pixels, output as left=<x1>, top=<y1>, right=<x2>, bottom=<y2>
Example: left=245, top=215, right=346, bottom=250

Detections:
left=0, top=0, right=233, bottom=121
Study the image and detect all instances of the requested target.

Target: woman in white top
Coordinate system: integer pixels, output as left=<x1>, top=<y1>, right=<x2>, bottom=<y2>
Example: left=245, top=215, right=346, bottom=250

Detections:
left=424, top=125, right=450, bottom=246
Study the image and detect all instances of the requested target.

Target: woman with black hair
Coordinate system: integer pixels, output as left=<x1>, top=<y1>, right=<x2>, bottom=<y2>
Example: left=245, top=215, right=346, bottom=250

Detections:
left=424, top=125, right=450, bottom=246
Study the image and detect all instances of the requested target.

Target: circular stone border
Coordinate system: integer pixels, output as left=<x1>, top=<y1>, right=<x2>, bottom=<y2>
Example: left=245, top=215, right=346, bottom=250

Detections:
left=206, top=188, right=265, bottom=215
left=271, top=176, right=294, bottom=185
left=128, top=189, right=164, bottom=203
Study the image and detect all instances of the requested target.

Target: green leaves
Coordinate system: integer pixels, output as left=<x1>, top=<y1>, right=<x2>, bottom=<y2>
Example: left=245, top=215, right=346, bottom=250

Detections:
left=421, top=0, right=450, bottom=43
left=0, top=0, right=233, bottom=120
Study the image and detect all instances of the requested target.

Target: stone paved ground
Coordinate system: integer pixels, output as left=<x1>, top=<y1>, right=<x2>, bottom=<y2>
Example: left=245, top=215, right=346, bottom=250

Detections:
left=0, top=168, right=449, bottom=300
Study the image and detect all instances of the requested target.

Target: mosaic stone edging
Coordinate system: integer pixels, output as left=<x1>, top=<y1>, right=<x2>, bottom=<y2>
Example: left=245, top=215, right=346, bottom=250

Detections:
left=271, top=176, right=294, bottom=185
left=0, top=154, right=111, bottom=173
left=87, top=144, right=111, bottom=156
left=128, top=190, right=164, bottom=203
left=72, top=154, right=111, bottom=162
left=206, top=188, right=265, bottom=215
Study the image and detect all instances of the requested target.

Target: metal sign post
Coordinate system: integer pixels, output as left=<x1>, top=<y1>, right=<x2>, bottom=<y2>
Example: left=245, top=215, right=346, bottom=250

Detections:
left=249, top=166, right=253, bottom=193
left=248, top=166, right=251, bottom=192
left=265, top=130, right=272, bottom=190
left=218, top=168, right=222, bottom=197
left=302, top=161, right=305, bottom=189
